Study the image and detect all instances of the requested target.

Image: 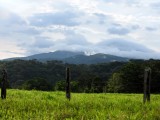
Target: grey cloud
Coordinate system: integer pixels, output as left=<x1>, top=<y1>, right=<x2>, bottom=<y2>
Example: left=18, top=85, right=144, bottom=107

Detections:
left=99, top=21, right=105, bottom=25
left=13, top=20, right=92, bottom=55
left=18, top=31, right=91, bottom=56
left=32, top=37, right=54, bottom=48
left=24, top=49, right=44, bottom=56
left=111, top=23, right=122, bottom=27
left=29, top=11, right=80, bottom=27
left=0, top=11, right=27, bottom=36
left=107, top=27, right=130, bottom=35
left=18, top=37, right=54, bottom=49
left=150, top=2, right=160, bottom=9
left=150, top=2, right=160, bottom=14
left=125, top=0, right=140, bottom=7
left=131, top=25, right=140, bottom=30
left=112, top=23, right=140, bottom=31
left=100, top=0, right=122, bottom=3
left=63, top=31, right=90, bottom=45
left=0, top=9, right=41, bottom=38
left=8, top=13, right=26, bottom=25
left=66, top=36, right=89, bottom=45
left=97, top=38, right=153, bottom=52
left=49, top=32, right=91, bottom=52
left=100, top=0, right=139, bottom=5
left=0, top=13, right=26, bottom=27
left=85, top=20, right=92, bottom=24
left=145, top=27, right=157, bottom=31
left=94, top=38, right=158, bottom=59
left=51, top=43, right=91, bottom=52
left=11, top=25, right=41, bottom=36
left=43, top=37, right=159, bottom=59
left=93, top=13, right=110, bottom=25
left=18, top=37, right=55, bottom=55
left=94, top=13, right=106, bottom=19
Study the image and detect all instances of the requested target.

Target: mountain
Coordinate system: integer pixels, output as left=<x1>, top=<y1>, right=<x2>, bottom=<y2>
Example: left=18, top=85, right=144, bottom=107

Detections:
left=4, top=50, right=84, bottom=61
left=64, top=53, right=129, bottom=64
left=3, top=50, right=129, bottom=64
left=24, top=50, right=85, bottom=61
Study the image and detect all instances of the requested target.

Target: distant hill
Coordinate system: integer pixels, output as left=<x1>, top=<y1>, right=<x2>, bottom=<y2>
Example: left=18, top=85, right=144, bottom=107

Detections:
left=3, top=50, right=129, bottom=64
left=64, top=53, right=129, bottom=64
left=25, top=50, right=85, bottom=61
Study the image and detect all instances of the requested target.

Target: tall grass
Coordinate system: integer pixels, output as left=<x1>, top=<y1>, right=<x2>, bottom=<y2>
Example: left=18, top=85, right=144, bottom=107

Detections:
left=0, top=89, right=160, bottom=119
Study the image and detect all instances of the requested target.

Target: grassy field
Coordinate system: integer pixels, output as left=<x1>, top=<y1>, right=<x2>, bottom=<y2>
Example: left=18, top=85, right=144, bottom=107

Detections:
left=0, top=90, right=160, bottom=120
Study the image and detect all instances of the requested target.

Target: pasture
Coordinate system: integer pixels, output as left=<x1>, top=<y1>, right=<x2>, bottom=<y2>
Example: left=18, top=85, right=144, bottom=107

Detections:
left=0, top=89, right=160, bottom=120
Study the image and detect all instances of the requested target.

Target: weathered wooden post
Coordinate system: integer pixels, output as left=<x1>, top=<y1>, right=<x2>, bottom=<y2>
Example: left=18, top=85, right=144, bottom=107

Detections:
left=66, top=67, right=71, bottom=100
left=1, top=69, right=7, bottom=99
left=143, top=68, right=151, bottom=103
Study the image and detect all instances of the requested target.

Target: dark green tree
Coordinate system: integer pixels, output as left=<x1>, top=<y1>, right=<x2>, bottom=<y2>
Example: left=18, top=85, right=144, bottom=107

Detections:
left=55, top=80, right=65, bottom=91
left=107, top=72, right=123, bottom=93
left=22, top=77, right=52, bottom=91
left=107, top=61, right=144, bottom=93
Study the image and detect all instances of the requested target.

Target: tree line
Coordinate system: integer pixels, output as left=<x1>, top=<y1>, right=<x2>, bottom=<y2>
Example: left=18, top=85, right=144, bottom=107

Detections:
left=0, top=59, right=160, bottom=93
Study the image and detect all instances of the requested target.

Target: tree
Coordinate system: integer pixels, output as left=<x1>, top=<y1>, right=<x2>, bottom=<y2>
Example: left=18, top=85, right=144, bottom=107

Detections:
left=91, top=76, right=104, bottom=93
left=22, top=77, right=52, bottom=91
left=55, top=80, right=65, bottom=91
left=55, top=80, right=79, bottom=92
left=107, top=72, right=124, bottom=93
left=107, top=61, right=144, bottom=93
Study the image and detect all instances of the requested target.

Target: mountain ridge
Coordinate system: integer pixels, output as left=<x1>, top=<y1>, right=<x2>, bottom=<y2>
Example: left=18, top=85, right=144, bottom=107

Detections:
left=3, top=50, right=129, bottom=64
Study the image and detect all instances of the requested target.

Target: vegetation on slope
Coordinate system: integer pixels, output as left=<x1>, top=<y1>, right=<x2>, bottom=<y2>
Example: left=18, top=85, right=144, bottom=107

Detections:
left=0, top=59, right=160, bottom=93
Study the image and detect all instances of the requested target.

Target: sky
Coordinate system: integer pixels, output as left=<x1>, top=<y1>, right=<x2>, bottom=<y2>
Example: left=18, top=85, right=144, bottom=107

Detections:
left=0, top=0, right=160, bottom=59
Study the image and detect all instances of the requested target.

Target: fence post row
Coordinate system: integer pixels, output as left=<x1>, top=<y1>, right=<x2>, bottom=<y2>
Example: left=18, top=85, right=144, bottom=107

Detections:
left=1, top=69, right=7, bottom=99
left=66, top=67, right=71, bottom=100
left=143, top=68, right=151, bottom=103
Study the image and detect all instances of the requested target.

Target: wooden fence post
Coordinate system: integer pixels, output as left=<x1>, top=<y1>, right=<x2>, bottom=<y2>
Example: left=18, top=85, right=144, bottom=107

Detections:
left=1, top=69, right=7, bottom=99
left=143, top=68, right=151, bottom=103
left=66, top=67, right=71, bottom=100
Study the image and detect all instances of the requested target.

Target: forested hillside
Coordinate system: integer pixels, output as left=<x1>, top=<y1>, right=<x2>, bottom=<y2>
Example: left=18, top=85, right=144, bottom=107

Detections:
left=4, top=50, right=129, bottom=64
left=0, top=59, right=160, bottom=93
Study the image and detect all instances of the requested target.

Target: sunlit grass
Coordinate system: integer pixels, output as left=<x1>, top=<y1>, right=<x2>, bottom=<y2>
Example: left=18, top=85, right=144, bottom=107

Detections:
left=0, top=89, right=160, bottom=119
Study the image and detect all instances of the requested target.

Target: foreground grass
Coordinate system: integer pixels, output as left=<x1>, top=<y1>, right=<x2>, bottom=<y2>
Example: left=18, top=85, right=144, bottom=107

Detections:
left=0, top=90, right=160, bottom=120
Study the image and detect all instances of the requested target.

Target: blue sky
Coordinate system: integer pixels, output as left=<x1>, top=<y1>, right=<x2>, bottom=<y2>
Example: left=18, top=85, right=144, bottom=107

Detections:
left=0, top=0, right=160, bottom=59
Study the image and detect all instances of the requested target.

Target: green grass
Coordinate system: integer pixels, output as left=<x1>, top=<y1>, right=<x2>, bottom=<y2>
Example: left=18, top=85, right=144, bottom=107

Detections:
left=0, top=90, right=160, bottom=120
